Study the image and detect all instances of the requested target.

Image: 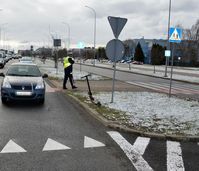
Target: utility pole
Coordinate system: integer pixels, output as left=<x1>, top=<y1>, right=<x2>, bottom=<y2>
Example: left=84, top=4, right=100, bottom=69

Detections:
left=85, top=6, right=96, bottom=66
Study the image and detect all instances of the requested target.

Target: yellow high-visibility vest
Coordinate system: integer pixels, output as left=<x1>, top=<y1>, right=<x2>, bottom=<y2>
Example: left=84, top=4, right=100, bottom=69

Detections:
left=63, top=56, right=71, bottom=69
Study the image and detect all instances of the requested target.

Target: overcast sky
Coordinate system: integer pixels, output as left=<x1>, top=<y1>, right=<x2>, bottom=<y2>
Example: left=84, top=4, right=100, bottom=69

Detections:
left=0, top=0, right=198, bottom=50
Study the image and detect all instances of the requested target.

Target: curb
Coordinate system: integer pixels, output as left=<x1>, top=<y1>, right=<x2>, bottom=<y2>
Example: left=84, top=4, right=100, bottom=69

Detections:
left=81, top=63, right=199, bottom=85
left=47, top=78, right=199, bottom=142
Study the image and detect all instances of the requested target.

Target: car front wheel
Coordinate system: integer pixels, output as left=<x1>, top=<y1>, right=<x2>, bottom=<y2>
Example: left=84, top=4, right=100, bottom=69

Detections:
left=1, top=97, right=8, bottom=105
left=38, top=98, right=45, bottom=105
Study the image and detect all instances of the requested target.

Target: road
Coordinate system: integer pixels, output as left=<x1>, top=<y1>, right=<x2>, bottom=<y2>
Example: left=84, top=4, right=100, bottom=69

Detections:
left=74, top=63, right=199, bottom=100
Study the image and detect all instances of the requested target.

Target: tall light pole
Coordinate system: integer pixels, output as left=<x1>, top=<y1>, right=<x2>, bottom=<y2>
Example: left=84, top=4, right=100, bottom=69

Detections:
left=62, top=22, right=70, bottom=49
left=0, top=9, right=4, bottom=49
left=164, top=0, right=172, bottom=77
left=0, top=23, right=8, bottom=49
left=85, top=5, right=96, bottom=66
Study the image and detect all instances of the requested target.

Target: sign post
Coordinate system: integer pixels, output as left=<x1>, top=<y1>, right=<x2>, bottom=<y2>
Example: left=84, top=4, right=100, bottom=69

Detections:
left=168, top=27, right=182, bottom=97
left=106, top=16, right=127, bottom=103
left=77, top=42, right=85, bottom=72
left=53, top=39, right=61, bottom=74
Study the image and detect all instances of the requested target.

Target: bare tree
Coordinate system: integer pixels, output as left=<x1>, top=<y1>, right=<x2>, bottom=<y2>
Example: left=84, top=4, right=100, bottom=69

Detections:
left=178, top=20, right=199, bottom=66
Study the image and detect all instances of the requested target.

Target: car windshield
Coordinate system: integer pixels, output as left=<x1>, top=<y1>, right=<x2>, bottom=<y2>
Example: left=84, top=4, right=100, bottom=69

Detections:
left=6, top=65, right=42, bottom=77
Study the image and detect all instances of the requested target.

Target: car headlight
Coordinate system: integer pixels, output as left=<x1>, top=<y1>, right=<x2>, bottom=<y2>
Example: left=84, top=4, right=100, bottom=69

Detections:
left=35, top=81, right=45, bottom=89
left=2, top=80, right=11, bottom=88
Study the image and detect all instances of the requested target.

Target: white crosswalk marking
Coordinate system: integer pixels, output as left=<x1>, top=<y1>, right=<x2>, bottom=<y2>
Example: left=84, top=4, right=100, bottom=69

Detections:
left=132, top=137, right=150, bottom=156
left=127, top=81, right=199, bottom=95
left=42, top=138, right=71, bottom=151
left=84, top=136, right=105, bottom=148
left=150, top=82, right=199, bottom=94
left=107, top=131, right=153, bottom=171
left=167, top=141, right=185, bottom=171
left=0, top=140, right=27, bottom=153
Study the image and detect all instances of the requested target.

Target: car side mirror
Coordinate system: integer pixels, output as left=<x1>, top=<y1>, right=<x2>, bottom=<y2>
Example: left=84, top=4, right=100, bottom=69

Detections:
left=42, top=73, right=48, bottom=78
left=0, top=73, right=5, bottom=77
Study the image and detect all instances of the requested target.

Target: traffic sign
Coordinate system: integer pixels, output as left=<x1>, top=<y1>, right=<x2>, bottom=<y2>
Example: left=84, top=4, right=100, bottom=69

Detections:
left=169, top=28, right=182, bottom=43
left=165, top=50, right=171, bottom=58
left=77, top=42, right=85, bottom=49
left=53, top=39, right=61, bottom=47
left=105, top=39, right=125, bottom=62
left=108, top=16, right=127, bottom=39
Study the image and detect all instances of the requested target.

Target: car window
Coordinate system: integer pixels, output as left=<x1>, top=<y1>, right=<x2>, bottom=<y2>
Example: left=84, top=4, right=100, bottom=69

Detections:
left=19, top=57, right=33, bottom=63
left=6, top=65, right=42, bottom=77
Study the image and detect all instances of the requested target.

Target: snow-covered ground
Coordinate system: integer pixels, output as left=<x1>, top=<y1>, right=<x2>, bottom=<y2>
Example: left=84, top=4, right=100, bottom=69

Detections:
left=36, top=58, right=199, bottom=136
left=92, top=92, right=199, bottom=136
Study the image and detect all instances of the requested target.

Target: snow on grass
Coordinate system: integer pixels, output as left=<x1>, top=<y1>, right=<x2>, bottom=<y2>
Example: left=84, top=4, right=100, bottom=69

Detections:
left=92, top=91, right=199, bottom=135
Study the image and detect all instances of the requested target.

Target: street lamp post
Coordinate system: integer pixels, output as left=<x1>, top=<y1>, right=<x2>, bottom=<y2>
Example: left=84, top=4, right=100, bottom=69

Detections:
left=0, top=23, right=8, bottom=49
left=0, top=9, right=4, bottom=49
left=164, top=0, right=172, bottom=77
left=85, top=5, right=96, bottom=66
left=62, top=22, right=70, bottom=49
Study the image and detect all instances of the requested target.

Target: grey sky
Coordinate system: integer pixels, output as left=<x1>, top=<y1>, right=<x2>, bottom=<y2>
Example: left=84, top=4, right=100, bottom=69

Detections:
left=0, top=0, right=198, bottom=50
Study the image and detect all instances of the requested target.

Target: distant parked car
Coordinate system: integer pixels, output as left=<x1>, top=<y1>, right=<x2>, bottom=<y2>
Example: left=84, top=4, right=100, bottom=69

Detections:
left=132, top=61, right=143, bottom=65
left=0, top=62, right=48, bottom=104
left=4, top=54, right=10, bottom=63
left=0, top=53, right=5, bottom=68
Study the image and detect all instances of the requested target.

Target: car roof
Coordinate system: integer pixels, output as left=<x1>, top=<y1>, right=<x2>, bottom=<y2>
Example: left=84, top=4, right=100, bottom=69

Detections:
left=11, top=62, right=37, bottom=66
left=21, top=56, right=32, bottom=59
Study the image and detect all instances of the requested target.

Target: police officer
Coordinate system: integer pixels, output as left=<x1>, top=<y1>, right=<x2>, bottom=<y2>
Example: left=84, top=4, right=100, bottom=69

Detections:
left=63, top=53, right=77, bottom=89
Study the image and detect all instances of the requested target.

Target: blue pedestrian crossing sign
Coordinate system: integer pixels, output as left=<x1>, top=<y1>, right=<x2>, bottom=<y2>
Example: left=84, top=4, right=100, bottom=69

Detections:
left=169, top=27, right=182, bottom=43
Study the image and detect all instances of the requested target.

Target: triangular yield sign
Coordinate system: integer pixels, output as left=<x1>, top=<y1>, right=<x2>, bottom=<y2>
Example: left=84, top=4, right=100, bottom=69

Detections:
left=42, top=138, right=71, bottom=151
left=108, top=16, right=127, bottom=39
left=84, top=136, right=105, bottom=148
left=0, top=140, right=27, bottom=153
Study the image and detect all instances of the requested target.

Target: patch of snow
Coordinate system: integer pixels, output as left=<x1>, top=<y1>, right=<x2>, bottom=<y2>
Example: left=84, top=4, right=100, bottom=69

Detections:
left=91, top=92, right=199, bottom=135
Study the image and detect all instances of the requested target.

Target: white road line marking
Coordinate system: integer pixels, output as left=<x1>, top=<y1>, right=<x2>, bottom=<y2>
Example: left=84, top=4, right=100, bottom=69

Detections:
left=127, top=81, right=198, bottom=95
left=107, top=131, right=153, bottom=171
left=132, top=137, right=150, bottom=156
left=0, top=140, right=27, bottom=153
left=42, top=138, right=71, bottom=151
left=167, top=141, right=185, bottom=171
left=148, top=82, right=195, bottom=94
left=127, top=81, right=171, bottom=94
left=84, top=136, right=105, bottom=148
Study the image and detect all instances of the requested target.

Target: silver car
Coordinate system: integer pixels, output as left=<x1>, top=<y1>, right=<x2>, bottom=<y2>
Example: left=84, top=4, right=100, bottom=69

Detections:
left=0, top=62, right=48, bottom=104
